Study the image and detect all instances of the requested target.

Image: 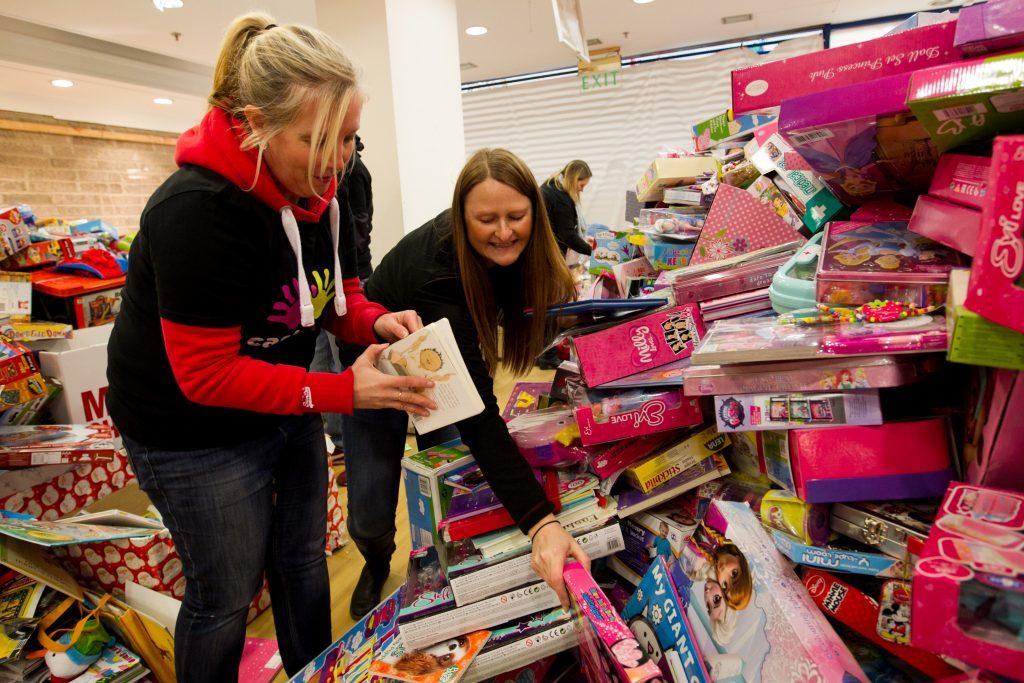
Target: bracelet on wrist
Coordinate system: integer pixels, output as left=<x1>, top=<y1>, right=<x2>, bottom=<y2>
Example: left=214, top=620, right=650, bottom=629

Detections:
left=530, top=519, right=561, bottom=543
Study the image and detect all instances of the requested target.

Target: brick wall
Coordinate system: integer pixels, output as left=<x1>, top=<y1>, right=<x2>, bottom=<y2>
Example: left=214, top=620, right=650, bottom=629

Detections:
left=0, top=111, right=177, bottom=232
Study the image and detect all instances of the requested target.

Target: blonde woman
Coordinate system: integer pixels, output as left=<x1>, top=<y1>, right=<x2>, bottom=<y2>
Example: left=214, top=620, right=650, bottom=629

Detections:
left=106, top=14, right=433, bottom=681
left=344, top=148, right=590, bottom=618
left=541, top=159, right=593, bottom=257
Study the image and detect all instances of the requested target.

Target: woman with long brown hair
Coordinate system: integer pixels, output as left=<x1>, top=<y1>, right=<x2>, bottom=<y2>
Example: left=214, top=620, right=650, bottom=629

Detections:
left=342, top=148, right=590, bottom=618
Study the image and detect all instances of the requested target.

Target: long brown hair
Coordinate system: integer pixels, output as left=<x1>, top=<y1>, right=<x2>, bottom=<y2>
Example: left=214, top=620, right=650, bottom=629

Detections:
left=450, top=149, right=576, bottom=375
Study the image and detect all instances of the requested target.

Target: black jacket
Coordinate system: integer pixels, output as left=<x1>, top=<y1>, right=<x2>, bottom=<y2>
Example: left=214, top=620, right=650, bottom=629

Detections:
left=347, top=137, right=373, bottom=280
left=366, top=211, right=553, bottom=534
left=541, top=181, right=591, bottom=256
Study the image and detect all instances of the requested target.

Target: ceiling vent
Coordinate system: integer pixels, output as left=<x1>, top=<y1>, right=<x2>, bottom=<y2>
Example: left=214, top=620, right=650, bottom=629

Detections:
left=587, top=38, right=603, bottom=46
left=460, top=62, right=478, bottom=71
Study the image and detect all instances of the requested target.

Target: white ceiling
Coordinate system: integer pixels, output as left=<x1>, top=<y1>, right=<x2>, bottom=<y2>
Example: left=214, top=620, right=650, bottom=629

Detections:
left=0, top=0, right=962, bottom=134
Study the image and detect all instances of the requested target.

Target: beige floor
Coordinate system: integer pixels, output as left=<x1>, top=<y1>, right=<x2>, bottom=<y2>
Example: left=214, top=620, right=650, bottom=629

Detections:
left=245, top=364, right=556, bottom=680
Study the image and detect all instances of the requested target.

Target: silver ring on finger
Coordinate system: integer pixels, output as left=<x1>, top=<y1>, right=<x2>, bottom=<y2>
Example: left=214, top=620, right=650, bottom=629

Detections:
left=397, top=389, right=404, bottom=402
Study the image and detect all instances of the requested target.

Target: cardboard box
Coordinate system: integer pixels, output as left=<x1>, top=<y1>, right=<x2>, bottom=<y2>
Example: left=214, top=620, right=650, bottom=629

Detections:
left=635, top=157, right=719, bottom=202
left=613, top=505, right=697, bottom=583
left=692, top=110, right=776, bottom=152
left=0, top=208, right=32, bottom=259
left=589, top=226, right=642, bottom=275
left=732, top=21, right=961, bottom=113
left=621, top=556, right=710, bottom=683
left=640, top=233, right=695, bottom=270
left=0, top=449, right=133, bottom=522
left=964, top=135, right=1024, bottom=335
left=780, top=71, right=939, bottom=205
left=912, top=483, right=1024, bottom=680
left=929, top=153, right=990, bottom=210
left=0, top=238, right=75, bottom=271
left=965, top=368, right=1024, bottom=490
left=948, top=269, right=1024, bottom=370
left=0, top=272, right=31, bottom=322
left=624, top=425, right=728, bottom=493
left=907, top=50, right=1024, bottom=153
left=909, top=195, right=981, bottom=257
left=463, top=623, right=573, bottom=683
left=747, top=132, right=843, bottom=233
left=955, top=0, right=1024, bottom=56
left=33, top=324, right=114, bottom=426
left=574, top=386, right=704, bottom=447
left=400, top=439, right=474, bottom=549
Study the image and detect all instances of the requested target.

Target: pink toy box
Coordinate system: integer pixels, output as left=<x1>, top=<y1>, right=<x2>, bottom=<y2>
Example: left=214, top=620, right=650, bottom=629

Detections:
left=571, top=303, right=705, bottom=387
left=731, top=21, right=961, bottom=113
left=965, top=368, right=1024, bottom=491
left=572, top=386, right=703, bottom=447
left=681, top=354, right=936, bottom=396
left=713, top=390, right=883, bottom=433
left=563, top=562, right=663, bottom=682
left=689, top=183, right=803, bottom=266
left=929, top=153, right=990, bottom=210
left=909, top=194, right=982, bottom=257
left=912, top=482, right=1024, bottom=681
left=676, top=500, right=868, bottom=682
left=965, top=135, right=1024, bottom=335
left=785, top=417, right=954, bottom=503
left=955, top=0, right=1024, bottom=56
left=816, top=220, right=962, bottom=306
left=779, top=71, right=939, bottom=205
left=506, top=406, right=592, bottom=467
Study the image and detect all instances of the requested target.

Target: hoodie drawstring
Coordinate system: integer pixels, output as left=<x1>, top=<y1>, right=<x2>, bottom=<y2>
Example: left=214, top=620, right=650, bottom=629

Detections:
left=280, top=198, right=347, bottom=328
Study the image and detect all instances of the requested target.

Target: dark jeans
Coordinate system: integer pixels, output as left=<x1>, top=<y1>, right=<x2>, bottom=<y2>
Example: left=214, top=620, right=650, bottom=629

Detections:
left=122, top=413, right=331, bottom=682
left=342, top=408, right=459, bottom=542
left=311, top=330, right=344, bottom=449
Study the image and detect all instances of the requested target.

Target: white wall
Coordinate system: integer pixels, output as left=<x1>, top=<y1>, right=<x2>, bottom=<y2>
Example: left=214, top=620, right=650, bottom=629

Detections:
left=462, top=35, right=823, bottom=229
left=315, top=0, right=405, bottom=267
left=385, top=0, right=467, bottom=233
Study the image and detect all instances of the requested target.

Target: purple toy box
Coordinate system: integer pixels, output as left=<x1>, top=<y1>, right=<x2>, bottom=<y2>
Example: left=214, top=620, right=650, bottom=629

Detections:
left=779, top=71, right=939, bottom=204
left=732, top=21, right=961, bottom=113
left=955, top=0, right=1024, bottom=56
left=572, top=304, right=705, bottom=387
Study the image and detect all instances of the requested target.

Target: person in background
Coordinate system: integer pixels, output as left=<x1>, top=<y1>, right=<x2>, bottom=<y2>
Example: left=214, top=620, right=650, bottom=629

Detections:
left=343, top=148, right=591, bottom=618
left=105, top=14, right=434, bottom=681
left=311, top=135, right=374, bottom=462
left=541, top=159, right=593, bottom=259
left=536, top=159, right=592, bottom=369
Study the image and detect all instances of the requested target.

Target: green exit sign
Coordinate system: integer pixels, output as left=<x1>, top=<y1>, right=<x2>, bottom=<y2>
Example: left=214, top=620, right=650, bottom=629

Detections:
left=581, top=69, right=620, bottom=92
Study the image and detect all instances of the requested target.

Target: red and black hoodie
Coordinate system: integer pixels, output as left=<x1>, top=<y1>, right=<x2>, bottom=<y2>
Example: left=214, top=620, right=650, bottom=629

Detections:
left=107, top=107, right=387, bottom=449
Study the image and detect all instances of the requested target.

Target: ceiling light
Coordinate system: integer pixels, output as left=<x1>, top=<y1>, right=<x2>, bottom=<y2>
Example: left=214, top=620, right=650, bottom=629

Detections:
left=465, top=26, right=488, bottom=36
left=153, top=97, right=174, bottom=105
left=50, top=79, right=74, bottom=88
left=634, top=0, right=656, bottom=4
left=722, top=13, right=753, bottom=24
left=153, top=0, right=184, bottom=11
left=928, top=0, right=953, bottom=5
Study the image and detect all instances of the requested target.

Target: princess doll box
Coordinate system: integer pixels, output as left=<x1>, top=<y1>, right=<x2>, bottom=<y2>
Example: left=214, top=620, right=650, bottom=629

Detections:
left=779, top=71, right=939, bottom=205
left=731, top=20, right=959, bottom=113
left=911, top=483, right=1024, bottom=680
left=681, top=354, right=932, bottom=396
left=955, top=0, right=1024, bottom=56
left=572, top=303, right=706, bottom=387
left=815, top=220, right=962, bottom=306
left=677, top=500, right=868, bottom=682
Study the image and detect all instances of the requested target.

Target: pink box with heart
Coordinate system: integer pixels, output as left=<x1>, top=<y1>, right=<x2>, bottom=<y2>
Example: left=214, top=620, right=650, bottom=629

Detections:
left=573, top=386, right=703, bottom=446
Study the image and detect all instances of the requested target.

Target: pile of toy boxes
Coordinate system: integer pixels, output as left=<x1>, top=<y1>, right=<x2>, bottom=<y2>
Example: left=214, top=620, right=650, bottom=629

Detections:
left=292, top=5, right=1024, bottom=682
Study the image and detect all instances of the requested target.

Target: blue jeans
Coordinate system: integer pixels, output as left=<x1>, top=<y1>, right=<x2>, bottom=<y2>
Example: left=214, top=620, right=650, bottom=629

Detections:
left=123, top=413, right=331, bottom=682
left=342, top=409, right=459, bottom=541
left=311, top=330, right=344, bottom=449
